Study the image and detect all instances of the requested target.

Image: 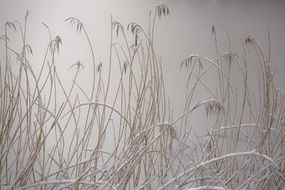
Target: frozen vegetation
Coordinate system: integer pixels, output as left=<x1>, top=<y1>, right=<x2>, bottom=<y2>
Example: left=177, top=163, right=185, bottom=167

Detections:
left=1, top=5, right=285, bottom=190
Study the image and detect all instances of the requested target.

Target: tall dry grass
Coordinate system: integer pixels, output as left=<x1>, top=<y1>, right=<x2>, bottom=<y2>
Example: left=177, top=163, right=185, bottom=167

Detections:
left=1, top=5, right=285, bottom=190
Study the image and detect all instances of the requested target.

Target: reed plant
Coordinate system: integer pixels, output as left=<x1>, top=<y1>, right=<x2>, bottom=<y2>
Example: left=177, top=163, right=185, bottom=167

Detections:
left=1, top=4, right=284, bottom=190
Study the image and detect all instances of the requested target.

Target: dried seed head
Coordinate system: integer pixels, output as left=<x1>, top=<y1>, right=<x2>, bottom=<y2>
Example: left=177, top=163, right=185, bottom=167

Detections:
left=127, top=22, right=142, bottom=36
left=66, top=17, right=83, bottom=34
left=54, top=35, right=62, bottom=53
left=5, top=22, right=16, bottom=31
left=212, top=25, right=216, bottom=36
left=97, top=62, right=102, bottom=73
left=245, top=34, right=254, bottom=45
left=25, top=11, right=30, bottom=21
left=69, top=61, right=84, bottom=71
left=204, top=100, right=223, bottom=117
left=220, top=52, right=236, bottom=64
left=180, top=54, right=200, bottom=69
left=112, top=21, right=124, bottom=36
left=128, top=22, right=142, bottom=47
left=156, top=4, right=170, bottom=18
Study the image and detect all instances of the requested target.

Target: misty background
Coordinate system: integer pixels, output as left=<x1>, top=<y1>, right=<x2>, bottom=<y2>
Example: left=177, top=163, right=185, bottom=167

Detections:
left=1, top=0, right=285, bottom=133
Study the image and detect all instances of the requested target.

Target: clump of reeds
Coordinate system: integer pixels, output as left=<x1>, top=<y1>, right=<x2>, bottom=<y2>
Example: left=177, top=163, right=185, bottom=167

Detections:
left=1, top=4, right=285, bottom=190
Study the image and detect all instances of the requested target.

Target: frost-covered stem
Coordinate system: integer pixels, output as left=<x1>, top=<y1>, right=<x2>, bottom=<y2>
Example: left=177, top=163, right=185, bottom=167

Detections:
left=15, top=180, right=117, bottom=190
left=187, top=186, right=226, bottom=190
left=157, top=150, right=276, bottom=190
left=172, top=99, right=221, bottom=125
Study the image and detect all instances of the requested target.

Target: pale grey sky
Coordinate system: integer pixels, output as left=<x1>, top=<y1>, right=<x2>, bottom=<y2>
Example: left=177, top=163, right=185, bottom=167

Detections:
left=1, top=0, right=285, bottom=114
